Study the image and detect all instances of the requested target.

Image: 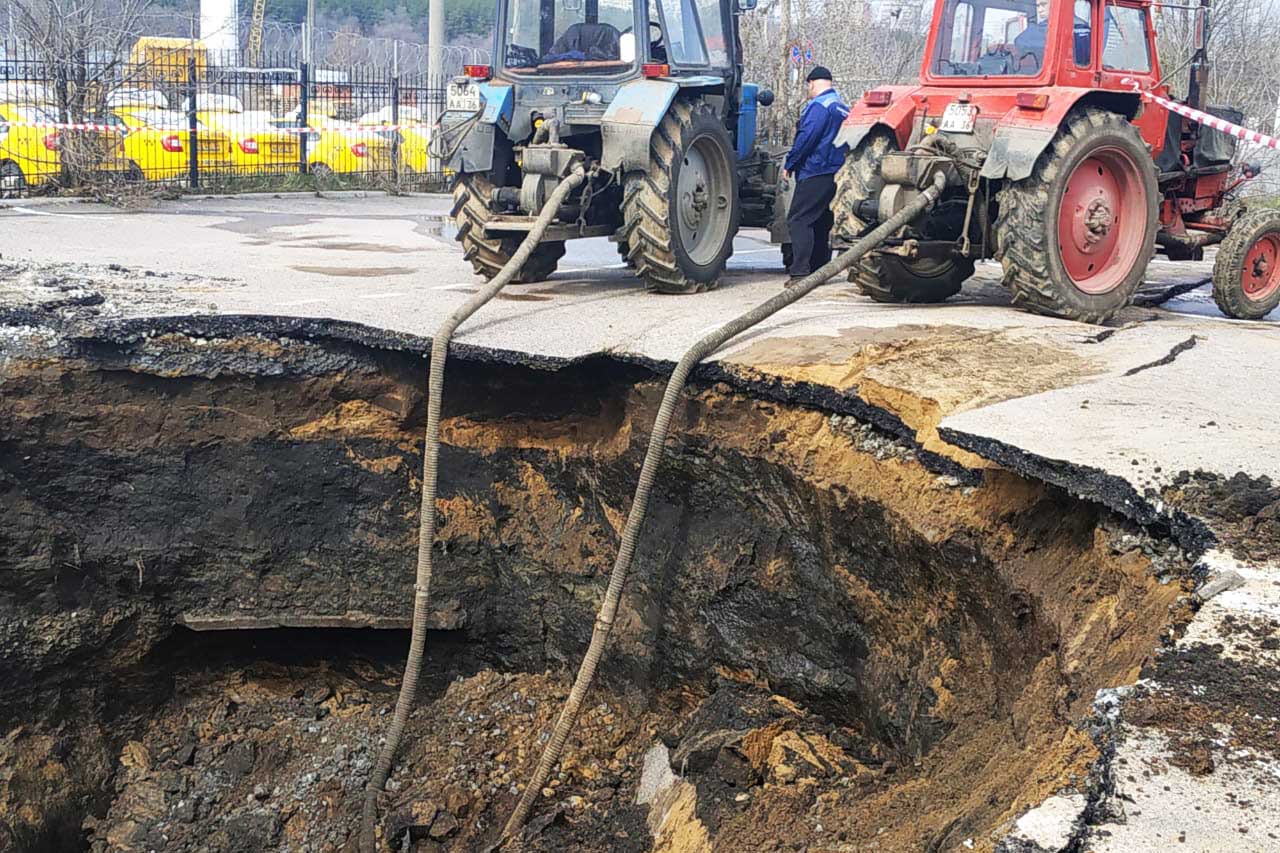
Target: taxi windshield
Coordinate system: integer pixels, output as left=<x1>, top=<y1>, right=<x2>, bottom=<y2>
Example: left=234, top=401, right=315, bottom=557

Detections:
left=503, top=0, right=637, bottom=72
left=930, top=0, right=1088, bottom=77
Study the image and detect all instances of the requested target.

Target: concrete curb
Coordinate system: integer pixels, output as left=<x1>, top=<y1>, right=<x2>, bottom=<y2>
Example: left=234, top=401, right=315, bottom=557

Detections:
left=1, top=190, right=455, bottom=208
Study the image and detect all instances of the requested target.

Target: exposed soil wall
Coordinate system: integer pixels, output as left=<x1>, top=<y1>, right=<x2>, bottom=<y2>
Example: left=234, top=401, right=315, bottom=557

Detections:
left=0, top=330, right=1191, bottom=852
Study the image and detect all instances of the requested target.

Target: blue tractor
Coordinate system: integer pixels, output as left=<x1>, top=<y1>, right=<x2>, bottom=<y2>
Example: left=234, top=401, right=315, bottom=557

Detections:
left=441, top=0, right=776, bottom=292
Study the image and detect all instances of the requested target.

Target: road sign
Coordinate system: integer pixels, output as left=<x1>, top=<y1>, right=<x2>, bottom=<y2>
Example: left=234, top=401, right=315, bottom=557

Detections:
left=788, top=41, right=814, bottom=67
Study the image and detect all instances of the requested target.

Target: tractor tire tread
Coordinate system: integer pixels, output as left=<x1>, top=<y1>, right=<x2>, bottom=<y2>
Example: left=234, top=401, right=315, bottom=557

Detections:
left=1211, top=207, right=1280, bottom=320
left=995, top=108, right=1157, bottom=323
left=621, top=98, right=736, bottom=294
left=452, top=172, right=566, bottom=283
left=832, top=131, right=968, bottom=303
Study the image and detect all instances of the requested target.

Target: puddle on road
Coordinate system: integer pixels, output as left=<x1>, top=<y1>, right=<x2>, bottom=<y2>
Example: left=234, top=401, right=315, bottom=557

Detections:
left=290, top=265, right=416, bottom=278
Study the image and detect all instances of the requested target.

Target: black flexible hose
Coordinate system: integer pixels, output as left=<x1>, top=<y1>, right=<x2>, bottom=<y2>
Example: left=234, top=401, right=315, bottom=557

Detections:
left=359, top=165, right=588, bottom=853
left=502, top=173, right=949, bottom=841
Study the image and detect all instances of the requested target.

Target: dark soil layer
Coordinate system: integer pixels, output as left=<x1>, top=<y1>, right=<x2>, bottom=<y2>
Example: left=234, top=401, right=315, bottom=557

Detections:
left=1163, top=470, right=1280, bottom=565
left=0, top=331, right=1190, bottom=852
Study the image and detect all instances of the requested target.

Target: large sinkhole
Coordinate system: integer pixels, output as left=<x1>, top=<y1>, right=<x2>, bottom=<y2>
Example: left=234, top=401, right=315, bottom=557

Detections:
left=0, top=330, right=1190, bottom=852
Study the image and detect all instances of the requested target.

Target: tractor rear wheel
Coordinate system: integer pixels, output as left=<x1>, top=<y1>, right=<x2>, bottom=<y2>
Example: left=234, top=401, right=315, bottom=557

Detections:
left=1212, top=208, right=1280, bottom=320
left=452, top=172, right=566, bottom=283
left=832, top=131, right=972, bottom=303
left=621, top=98, right=738, bottom=294
left=996, top=108, right=1157, bottom=323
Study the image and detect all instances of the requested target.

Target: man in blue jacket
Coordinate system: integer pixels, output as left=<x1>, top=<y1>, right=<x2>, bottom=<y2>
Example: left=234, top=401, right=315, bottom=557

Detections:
left=783, top=66, right=849, bottom=282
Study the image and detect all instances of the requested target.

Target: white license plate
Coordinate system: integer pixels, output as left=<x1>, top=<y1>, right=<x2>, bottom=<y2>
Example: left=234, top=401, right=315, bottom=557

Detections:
left=939, top=103, right=978, bottom=133
left=446, top=81, right=482, bottom=113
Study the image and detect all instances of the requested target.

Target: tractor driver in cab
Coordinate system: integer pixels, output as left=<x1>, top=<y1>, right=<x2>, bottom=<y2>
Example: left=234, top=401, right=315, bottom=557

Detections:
left=504, top=0, right=634, bottom=69
left=1013, top=0, right=1092, bottom=72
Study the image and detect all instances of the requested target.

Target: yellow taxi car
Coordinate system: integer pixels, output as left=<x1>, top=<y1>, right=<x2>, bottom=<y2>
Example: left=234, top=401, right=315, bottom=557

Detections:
left=357, top=106, right=433, bottom=175
left=107, top=106, right=233, bottom=181
left=0, top=102, right=64, bottom=194
left=186, top=94, right=299, bottom=176
left=273, top=111, right=393, bottom=177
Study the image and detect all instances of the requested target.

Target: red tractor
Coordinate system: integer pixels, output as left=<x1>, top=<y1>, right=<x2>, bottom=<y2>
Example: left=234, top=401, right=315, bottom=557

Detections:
left=829, top=0, right=1279, bottom=322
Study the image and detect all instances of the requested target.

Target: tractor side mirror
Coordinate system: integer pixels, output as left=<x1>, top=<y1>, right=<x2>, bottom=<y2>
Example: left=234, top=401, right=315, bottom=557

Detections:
left=737, top=0, right=758, bottom=10
left=757, top=89, right=774, bottom=107
left=1193, top=7, right=1207, bottom=51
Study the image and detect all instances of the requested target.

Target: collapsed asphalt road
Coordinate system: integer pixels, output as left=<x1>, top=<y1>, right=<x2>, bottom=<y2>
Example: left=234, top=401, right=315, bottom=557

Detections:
left=1, top=195, right=1278, bottom=852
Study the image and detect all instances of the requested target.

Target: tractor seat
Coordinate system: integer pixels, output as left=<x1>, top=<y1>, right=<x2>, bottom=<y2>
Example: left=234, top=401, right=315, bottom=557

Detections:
left=542, top=22, right=623, bottom=64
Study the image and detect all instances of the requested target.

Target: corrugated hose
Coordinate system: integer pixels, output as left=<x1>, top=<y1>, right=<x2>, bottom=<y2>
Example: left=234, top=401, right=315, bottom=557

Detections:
left=501, top=172, right=949, bottom=842
left=359, top=164, right=588, bottom=852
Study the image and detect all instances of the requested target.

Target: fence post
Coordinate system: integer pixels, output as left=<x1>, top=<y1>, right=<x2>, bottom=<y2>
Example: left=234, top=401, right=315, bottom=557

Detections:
left=187, top=56, right=199, bottom=190
left=299, top=60, right=310, bottom=175
left=391, top=73, right=401, bottom=185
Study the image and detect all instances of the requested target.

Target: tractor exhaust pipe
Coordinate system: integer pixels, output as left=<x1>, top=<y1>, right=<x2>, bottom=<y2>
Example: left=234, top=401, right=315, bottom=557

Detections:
left=358, top=165, right=588, bottom=853
left=499, top=172, right=949, bottom=844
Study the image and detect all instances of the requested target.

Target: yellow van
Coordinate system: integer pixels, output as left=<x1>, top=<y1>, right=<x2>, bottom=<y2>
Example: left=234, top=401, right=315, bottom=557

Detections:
left=127, top=37, right=208, bottom=86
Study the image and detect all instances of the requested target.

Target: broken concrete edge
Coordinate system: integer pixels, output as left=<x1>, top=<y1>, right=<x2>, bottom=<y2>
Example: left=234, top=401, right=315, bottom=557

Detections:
left=58, top=311, right=981, bottom=487
left=1131, top=277, right=1211, bottom=308
left=937, top=425, right=1216, bottom=559
left=17, top=306, right=1224, bottom=562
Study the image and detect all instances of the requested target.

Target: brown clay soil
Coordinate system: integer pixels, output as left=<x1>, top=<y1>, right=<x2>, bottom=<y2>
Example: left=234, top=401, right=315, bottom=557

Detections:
left=0, top=330, right=1199, bottom=852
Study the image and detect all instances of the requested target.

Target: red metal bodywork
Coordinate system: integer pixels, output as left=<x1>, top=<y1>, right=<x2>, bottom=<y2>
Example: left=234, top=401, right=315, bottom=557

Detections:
left=840, top=0, right=1168, bottom=165
left=836, top=0, right=1246, bottom=249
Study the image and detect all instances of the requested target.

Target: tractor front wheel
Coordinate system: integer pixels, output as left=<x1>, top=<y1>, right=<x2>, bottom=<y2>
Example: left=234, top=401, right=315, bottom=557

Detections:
left=621, top=98, right=739, bottom=294
left=1212, top=208, right=1280, bottom=320
left=452, top=172, right=566, bottom=283
left=831, top=131, right=972, bottom=303
left=996, top=108, right=1157, bottom=323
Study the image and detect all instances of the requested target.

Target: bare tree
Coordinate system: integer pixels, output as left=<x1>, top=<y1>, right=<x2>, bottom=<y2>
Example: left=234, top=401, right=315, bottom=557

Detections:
left=1155, top=0, right=1280, bottom=197
left=9, top=0, right=160, bottom=191
left=741, top=0, right=926, bottom=141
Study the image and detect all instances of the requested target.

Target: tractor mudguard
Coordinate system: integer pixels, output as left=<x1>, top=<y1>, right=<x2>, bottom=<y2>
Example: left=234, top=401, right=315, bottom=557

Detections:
left=981, top=88, right=1106, bottom=181
left=600, top=77, right=726, bottom=173
left=600, top=79, right=680, bottom=173
left=834, top=86, right=919, bottom=152
left=450, top=81, right=514, bottom=173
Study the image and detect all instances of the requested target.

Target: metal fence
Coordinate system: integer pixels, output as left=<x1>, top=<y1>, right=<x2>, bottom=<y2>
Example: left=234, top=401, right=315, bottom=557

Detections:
left=0, top=43, right=450, bottom=197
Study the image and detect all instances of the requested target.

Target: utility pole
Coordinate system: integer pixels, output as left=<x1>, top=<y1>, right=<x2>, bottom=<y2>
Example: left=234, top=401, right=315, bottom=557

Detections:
left=306, top=0, right=316, bottom=63
left=428, top=0, right=444, bottom=80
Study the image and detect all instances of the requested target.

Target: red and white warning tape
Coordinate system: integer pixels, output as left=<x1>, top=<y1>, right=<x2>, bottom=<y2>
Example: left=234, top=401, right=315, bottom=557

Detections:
left=0, top=118, right=427, bottom=135
left=0, top=119, right=127, bottom=133
left=1122, top=77, right=1279, bottom=150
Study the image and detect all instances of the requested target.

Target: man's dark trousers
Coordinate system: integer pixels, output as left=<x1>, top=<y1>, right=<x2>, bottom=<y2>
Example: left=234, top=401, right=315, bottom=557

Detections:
left=787, top=173, right=837, bottom=277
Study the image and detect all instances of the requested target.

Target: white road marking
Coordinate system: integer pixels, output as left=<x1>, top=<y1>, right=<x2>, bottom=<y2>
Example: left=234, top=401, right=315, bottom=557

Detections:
left=561, top=262, right=629, bottom=272
left=8, top=206, right=80, bottom=218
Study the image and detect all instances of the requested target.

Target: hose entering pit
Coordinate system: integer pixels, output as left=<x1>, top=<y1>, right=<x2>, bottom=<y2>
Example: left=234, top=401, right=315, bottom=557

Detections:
left=359, top=165, right=587, bottom=853
left=501, top=172, right=949, bottom=842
